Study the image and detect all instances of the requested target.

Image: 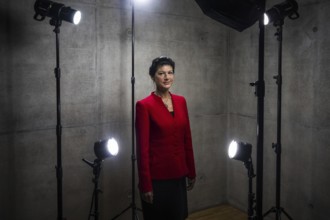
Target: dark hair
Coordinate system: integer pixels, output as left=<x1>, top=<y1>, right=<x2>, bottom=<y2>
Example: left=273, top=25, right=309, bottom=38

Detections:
left=149, top=56, right=175, bottom=77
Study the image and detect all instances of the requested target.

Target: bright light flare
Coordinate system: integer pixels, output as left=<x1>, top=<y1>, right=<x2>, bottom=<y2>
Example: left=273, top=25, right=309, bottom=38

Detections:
left=73, top=11, right=81, bottom=25
left=264, top=13, right=270, bottom=25
left=134, top=0, right=150, bottom=4
left=107, top=138, right=119, bottom=156
left=228, top=140, right=238, bottom=159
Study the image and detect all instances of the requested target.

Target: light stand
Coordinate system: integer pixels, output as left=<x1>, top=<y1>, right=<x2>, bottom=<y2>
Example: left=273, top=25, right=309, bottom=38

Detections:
left=33, top=1, right=81, bottom=219
left=111, top=1, right=141, bottom=219
left=256, top=8, right=266, bottom=219
left=257, top=10, right=266, bottom=219
left=262, top=1, right=299, bottom=218
left=83, top=139, right=118, bottom=219
left=83, top=159, right=103, bottom=220
left=228, top=140, right=257, bottom=220
left=51, top=18, right=65, bottom=220
left=245, top=158, right=256, bottom=220
left=263, top=19, right=293, bottom=220
left=250, top=3, right=266, bottom=218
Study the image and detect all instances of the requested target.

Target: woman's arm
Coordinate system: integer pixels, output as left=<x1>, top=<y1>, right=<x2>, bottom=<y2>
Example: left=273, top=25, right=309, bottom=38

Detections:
left=135, top=101, right=153, bottom=193
left=183, top=98, right=196, bottom=181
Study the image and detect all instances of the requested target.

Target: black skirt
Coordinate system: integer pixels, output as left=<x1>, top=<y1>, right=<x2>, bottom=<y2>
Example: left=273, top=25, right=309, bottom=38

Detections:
left=141, top=177, right=188, bottom=220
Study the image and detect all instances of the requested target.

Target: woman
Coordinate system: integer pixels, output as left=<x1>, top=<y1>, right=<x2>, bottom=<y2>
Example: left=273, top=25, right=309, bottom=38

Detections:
left=135, top=56, right=196, bottom=220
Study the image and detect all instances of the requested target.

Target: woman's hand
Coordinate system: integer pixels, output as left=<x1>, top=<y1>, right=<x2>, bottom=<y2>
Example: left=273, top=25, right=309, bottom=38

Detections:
left=142, top=191, right=153, bottom=204
left=187, top=178, right=196, bottom=191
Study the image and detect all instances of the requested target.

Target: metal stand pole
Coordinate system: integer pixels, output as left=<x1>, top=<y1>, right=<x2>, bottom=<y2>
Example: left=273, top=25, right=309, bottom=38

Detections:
left=111, top=1, right=140, bottom=219
left=245, top=159, right=256, bottom=220
left=263, top=20, right=293, bottom=220
left=250, top=3, right=266, bottom=218
left=83, top=159, right=103, bottom=220
left=50, top=18, right=65, bottom=220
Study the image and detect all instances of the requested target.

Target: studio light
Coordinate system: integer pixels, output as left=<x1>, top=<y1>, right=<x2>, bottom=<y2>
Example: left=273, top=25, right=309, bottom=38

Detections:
left=82, top=138, right=118, bottom=220
left=228, top=140, right=255, bottom=219
left=33, top=2, right=82, bottom=219
left=34, top=0, right=81, bottom=24
left=264, top=0, right=299, bottom=25
left=228, top=140, right=252, bottom=163
left=94, top=138, right=119, bottom=160
left=263, top=1, right=298, bottom=219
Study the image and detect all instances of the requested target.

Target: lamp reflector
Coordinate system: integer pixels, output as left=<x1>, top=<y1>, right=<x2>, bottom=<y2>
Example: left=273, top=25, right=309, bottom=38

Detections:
left=33, top=0, right=82, bottom=24
left=264, top=0, right=299, bottom=25
left=94, top=138, right=119, bottom=160
left=228, top=140, right=252, bottom=163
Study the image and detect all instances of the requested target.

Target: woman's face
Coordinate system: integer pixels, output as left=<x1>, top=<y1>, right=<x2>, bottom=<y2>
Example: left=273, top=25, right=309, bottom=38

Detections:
left=152, top=65, right=174, bottom=92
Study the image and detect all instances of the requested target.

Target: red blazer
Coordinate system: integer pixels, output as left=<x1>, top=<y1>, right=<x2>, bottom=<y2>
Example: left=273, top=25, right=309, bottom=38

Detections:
left=135, top=92, right=196, bottom=193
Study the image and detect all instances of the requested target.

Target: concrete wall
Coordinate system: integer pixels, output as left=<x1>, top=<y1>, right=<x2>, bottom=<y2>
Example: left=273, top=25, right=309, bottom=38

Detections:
left=1, top=0, right=330, bottom=220
left=226, top=0, right=330, bottom=220
left=0, top=0, right=228, bottom=219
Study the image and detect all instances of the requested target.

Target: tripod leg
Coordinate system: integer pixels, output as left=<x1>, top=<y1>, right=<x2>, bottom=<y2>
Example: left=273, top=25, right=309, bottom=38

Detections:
left=281, top=208, right=293, bottom=220
left=263, top=207, right=276, bottom=217
left=88, top=190, right=95, bottom=220
left=132, top=204, right=140, bottom=220
left=111, top=205, right=132, bottom=220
